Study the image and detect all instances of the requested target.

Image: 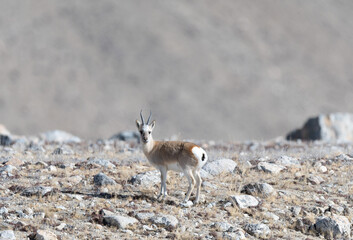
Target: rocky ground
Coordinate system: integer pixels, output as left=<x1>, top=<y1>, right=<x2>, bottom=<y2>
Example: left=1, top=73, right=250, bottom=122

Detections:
left=1, top=130, right=353, bottom=239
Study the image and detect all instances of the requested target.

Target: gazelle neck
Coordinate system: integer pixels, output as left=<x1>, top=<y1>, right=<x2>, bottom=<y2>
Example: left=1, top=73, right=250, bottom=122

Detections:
left=142, top=138, right=155, bottom=155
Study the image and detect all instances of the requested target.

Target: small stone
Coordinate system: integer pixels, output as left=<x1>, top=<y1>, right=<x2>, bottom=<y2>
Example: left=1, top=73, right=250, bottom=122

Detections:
left=0, top=165, right=16, bottom=174
left=103, top=215, right=138, bottom=229
left=203, top=159, right=237, bottom=175
left=34, top=229, right=58, bottom=240
left=23, top=208, right=34, bottom=216
left=241, top=182, right=275, bottom=198
left=93, top=173, right=116, bottom=186
left=66, top=176, right=83, bottom=185
left=230, top=195, right=259, bottom=209
left=22, top=186, right=55, bottom=197
left=35, top=161, right=48, bottom=167
left=257, top=162, right=285, bottom=174
left=291, top=206, right=302, bottom=216
left=211, top=222, right=234, bottom=232
left=275, top=156, right=300, bottom=166
left=180, top=201, right=193, bottom=208
left=55, top=223, right=67, bottom=231
left=318, top=166, right=327, bottom=173
left=150, top=214, right=179, bottom=229
left=307, top=175, right=324, bottom=185
left=52, top=148, right=63, bottom=155
left=263, top=212, right=279, bottom=221
left=48, top=166, right=57, bottom=172
left=135, top=212, right=155, bottom=221
left=0, top=230, right=15, bottom=240
left=0, top=207, right=8, bottom=215
left=87, top=157, right=115, bottom=169
left=244, top=223, right=271, bottom=239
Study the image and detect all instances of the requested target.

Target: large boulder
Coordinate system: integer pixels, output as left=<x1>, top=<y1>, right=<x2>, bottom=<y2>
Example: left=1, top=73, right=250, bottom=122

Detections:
left=312, top=215, right=350, bottom=239
left=203, top=159, right=237, bottom=176
left=287, top=113, right=353, bottom=142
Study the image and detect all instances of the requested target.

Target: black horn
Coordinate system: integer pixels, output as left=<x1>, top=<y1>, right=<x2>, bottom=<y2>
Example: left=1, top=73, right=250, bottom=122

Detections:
left=147, top=111, right=152, bottom=124
left=140, top=110, right=145, bottom=124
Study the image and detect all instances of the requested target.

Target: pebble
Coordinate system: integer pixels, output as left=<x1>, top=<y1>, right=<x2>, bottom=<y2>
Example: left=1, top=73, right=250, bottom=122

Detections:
left=230, top=195, right=259, bottom=209
left=244, top=223, right=271, bottom=239
left=93, top=173, right=116, bottom=186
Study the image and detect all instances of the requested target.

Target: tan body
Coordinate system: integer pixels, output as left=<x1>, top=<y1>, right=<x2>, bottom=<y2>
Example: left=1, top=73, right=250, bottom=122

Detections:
left=136, top=112, right=208, bottom=204
left=144, top=141, right=198, bottom=170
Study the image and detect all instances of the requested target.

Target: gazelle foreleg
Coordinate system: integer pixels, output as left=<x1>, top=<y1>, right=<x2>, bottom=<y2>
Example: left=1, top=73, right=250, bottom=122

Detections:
left=157, top=167, right=168, bottom=200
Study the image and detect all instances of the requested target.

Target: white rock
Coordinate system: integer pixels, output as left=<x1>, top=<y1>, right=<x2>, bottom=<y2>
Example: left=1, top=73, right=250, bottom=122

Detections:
left=34, top=229, right=58, bottom=240
left=180, top=201, right=193, bottom=208
left=257, top=162, right=285, bottom=174
left=307, top=175, right=324, bottom=185
left=263, top=212, right=279, bottom=221
left=244, top=223, right=271, bottom=239
left=211, top=222, right=234, bottom=232
left=313, top=215, right=350, bottom=239
left=241, top=182, right=275, bottom=198
left=0, top=207, right=8, bottom=215
left=48, top=166, right=57, bottom=172
left=103, top=215, right=138, bottom=229
left=129, top=170, right=160, bottom=188
left=55, top=223, right=67, bottom=231
left=0, top=165, right=17, bottom=174
left=22, top=186, right=54, bottom=197
left=276, top=156, right=300, bottom=166
left=135, top=212, right=155, bottom=221
left=199, top=169, right=213, bottom=179
left=40, top=130, right=81, bottom=143
left=203, top=159, right=237, bottom=175
left=0, top=230, right=15, bottom=240
left=230, top=195, right=259, bottom=209
left=87, top=157, right=115, bottom=169
left=318, top=166, right=327, bottom=173
left=150, top=214, right=179, bottom=229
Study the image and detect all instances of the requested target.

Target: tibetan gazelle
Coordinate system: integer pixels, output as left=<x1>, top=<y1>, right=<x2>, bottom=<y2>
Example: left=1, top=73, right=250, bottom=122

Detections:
left=136, top=111, right=208, bottom=204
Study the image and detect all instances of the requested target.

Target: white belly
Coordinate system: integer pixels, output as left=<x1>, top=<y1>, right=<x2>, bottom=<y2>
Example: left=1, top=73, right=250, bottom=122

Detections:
left=166, top=162, right=183, bottom=172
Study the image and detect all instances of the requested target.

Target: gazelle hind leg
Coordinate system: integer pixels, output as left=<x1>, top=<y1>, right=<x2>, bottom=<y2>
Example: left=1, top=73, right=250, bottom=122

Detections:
left=157, top=168, right=168, bottom=200
left=194, top=170, right=202, bottom=204
left=183, top=169, right=195, bottom=203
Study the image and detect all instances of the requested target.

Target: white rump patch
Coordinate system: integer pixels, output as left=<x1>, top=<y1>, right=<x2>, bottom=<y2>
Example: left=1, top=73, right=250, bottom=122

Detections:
left=192, top=146, right=208, bottom=168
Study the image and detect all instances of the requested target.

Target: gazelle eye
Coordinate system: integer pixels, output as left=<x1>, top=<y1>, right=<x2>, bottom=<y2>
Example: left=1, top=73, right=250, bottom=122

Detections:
left=148, top=131, right=151, bottom=134
left=140, top=131, right=143, bottom=134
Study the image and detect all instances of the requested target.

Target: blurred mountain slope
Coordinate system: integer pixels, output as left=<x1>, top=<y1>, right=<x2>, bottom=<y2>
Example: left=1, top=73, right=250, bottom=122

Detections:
left=1, top=0, right=353, bottom=141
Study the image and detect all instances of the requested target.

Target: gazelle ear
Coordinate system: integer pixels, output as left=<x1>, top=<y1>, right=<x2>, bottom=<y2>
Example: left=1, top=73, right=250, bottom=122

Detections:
left=136, top=120, right=141, bottom=129
left=150, top=120, right=156, bottom=130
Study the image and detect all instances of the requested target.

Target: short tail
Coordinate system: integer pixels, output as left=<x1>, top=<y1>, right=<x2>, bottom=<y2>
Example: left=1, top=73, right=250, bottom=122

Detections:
left=192, top=146, right=208, bottom=169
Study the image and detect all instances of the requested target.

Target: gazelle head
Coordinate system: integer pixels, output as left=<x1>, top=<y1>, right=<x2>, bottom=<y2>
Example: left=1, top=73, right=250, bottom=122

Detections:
left=136, top=110, right=155, bottom=144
